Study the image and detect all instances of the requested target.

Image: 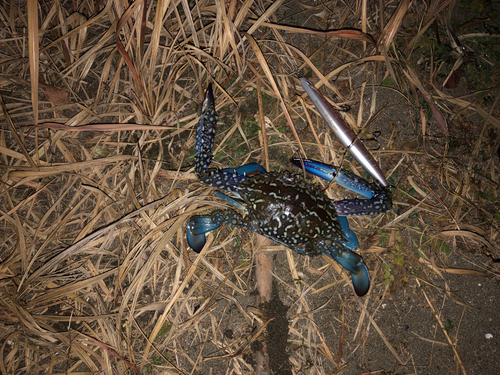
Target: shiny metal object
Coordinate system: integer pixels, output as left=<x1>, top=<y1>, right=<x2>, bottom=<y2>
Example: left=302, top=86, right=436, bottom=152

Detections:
left=300, top=78, right=388, bottom=187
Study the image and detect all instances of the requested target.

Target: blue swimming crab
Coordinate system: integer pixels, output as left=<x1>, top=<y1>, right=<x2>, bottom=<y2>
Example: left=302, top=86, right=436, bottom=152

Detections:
left=187, top=82, right=392, bottom=296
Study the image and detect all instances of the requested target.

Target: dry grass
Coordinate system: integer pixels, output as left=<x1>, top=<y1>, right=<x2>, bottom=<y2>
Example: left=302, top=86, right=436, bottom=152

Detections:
left=1, top=0, right=499, bottom=374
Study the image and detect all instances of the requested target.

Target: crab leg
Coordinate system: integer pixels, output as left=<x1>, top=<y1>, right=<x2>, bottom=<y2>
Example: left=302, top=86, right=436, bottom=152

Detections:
left=300, top=78, right=388, bottom=187
left=195, top=84, right=217, bottom=177
left=327, top=247, right=370, bottom=296
left=188, top=84, right=267, bottom=253
left=187, top=210, right=245, bottom=253
left=338, top=216, right=359, bottom=251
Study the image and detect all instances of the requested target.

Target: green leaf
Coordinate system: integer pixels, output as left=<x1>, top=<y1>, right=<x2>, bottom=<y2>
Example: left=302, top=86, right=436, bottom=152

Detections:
left=437, top=240, right=451, bottom=254
left=476, top=191, right=497, bottom=202
left=382, top=77, right=395, bottom=87
left=395, top=254, right=405, bottom=267
left=156, top=324, right=172, bottom=339
left=93, top=146, right=110, bottom=159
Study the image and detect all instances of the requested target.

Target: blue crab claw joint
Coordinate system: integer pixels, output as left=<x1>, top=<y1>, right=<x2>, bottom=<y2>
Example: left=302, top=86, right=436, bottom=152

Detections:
left=328, top=248, right=370, bottom=296
left=187, top=211, right=245, bottom=253
left=201, top=164, right=268, bottom=198
left=299, top=78, right=388, bottom=187
left=338, top=216, right=359, bottom=251
left=224, top=163, right=267, bottom=176
left=195, top=84, right=217, bottom=177
left=187, top=215, right=222, bottom=253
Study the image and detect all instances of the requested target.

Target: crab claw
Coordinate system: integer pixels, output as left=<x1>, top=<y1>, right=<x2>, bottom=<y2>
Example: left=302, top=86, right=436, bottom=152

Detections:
left=195, top=84, right=218, bottom=177
left=291, top=158, right=392, bottom=216
left=327, top=248, right=370, bottom=296
left=187, top=215, right=223, bottom=253
left=291, top=158, right=376, bottom=198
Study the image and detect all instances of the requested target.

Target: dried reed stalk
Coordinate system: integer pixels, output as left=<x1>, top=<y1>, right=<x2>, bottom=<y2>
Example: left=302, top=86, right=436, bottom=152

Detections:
left=0, top=1, right=498, bottom=374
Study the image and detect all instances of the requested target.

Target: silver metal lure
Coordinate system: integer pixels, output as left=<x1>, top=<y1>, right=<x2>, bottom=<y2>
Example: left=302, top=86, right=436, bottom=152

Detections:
left=300, top=78, right=388, bottom=187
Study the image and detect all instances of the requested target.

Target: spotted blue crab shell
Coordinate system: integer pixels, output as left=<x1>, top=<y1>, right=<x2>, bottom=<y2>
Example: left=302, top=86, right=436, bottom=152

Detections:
left=223, top=170, right=346, bottom=257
